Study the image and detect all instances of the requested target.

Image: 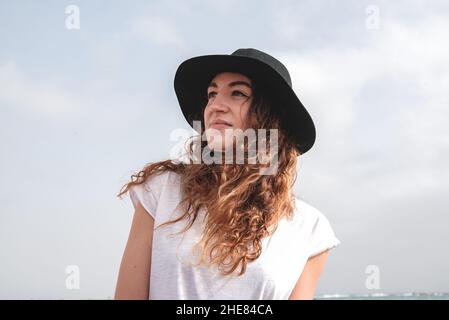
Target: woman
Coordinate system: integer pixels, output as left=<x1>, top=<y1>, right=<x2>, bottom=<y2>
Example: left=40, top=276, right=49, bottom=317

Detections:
left=114, top=48, right=341, bottom=300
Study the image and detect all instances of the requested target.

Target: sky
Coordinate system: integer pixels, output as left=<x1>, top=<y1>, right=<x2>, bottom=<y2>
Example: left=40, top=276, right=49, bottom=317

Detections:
left=1, top=0, right=449, bottom=299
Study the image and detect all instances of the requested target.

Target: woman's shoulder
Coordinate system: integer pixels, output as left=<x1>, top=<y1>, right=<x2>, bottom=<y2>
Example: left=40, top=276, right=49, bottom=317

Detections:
left=291, top=196, right=332, bottom=227
left=128, top=169, right=182, bottom=218
left=291, top=196, right=341, bottom=254
left=142, top=168, right=181, bottom=192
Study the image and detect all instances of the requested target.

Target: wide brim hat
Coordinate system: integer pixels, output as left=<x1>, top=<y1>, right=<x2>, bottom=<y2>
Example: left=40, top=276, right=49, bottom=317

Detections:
left=174, top=48, right=316, bottom=154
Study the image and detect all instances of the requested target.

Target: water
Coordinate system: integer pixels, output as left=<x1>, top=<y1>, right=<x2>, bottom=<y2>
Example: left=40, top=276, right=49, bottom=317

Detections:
left=315, top=292, right=449, bottom=300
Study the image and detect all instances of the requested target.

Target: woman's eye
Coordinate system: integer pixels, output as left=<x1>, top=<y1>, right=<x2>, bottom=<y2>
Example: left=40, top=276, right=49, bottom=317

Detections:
left=207, top=91, right=248, bottom=99
left=207, top=92, right=216, bottom=99
left=232, top=90, right=247, bottom=97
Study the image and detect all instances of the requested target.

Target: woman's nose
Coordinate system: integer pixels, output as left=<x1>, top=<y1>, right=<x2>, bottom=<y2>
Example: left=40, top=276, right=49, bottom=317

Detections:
left=208, top=94, right=230, bottom=112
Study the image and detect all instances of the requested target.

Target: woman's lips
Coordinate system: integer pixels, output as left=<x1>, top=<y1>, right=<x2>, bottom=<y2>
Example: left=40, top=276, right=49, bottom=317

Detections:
left=210, top=123, right=232, bottom=129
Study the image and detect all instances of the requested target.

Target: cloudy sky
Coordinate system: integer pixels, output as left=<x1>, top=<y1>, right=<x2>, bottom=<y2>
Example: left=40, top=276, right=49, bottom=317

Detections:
left=1, top=0, right=449, bottom=299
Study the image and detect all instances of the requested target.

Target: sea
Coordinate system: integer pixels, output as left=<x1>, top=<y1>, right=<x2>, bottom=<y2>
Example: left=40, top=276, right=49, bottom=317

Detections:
left=315, top=292, right=449, bottom=300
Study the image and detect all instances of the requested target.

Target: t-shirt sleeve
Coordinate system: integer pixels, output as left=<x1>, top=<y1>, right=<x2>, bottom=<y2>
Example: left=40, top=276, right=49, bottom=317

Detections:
left=128, top=180, right=158, bottom=219
left=308, top=210, right=341, bottom=259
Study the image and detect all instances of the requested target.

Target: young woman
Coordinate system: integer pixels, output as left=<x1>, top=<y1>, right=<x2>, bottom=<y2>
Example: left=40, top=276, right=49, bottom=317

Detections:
left=114, top=48, right=341, bottom=300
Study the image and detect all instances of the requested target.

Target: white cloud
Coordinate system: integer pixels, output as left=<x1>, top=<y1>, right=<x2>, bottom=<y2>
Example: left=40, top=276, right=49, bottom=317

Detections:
left=280, top=14, right=449, bottom=203
left=0, top=61, right=82, bottom=119
left=131, top=16, right=183, bottom=47
left=89, top=33, right=125, bottom=75
left=271, top=1, right=307, bottom=43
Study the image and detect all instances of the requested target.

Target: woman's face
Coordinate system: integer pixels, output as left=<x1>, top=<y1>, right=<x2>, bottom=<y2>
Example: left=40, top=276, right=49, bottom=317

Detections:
left=203, top=72, right=253, bottom=151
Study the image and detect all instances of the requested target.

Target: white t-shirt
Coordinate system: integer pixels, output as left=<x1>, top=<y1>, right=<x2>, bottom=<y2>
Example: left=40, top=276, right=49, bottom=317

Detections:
left=128, top=170, right=341, bottom=300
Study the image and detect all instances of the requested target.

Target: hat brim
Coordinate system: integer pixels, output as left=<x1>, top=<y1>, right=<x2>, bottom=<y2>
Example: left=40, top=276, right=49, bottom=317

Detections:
left=174, top=54, right=316, bottom=154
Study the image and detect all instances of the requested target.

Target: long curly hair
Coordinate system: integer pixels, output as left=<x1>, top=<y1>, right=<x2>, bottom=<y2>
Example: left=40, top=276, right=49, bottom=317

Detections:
left=117, top=78, right=301, bottom=276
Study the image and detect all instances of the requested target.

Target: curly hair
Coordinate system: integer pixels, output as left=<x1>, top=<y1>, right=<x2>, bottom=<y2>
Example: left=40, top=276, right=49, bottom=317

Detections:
left=117, top=80, right=301, bottom=276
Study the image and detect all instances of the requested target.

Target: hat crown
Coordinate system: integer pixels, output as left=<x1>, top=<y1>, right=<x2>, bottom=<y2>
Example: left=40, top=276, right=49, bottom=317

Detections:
left=231, top=48, right=292, bottom=87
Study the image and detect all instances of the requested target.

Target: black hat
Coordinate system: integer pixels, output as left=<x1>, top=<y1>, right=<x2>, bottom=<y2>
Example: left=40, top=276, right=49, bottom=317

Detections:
left=173, top=48, right=316, bottom=154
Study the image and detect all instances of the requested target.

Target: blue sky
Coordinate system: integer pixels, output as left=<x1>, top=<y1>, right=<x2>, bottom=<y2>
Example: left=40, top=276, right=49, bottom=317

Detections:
left=1, top=0, right=449, bottom=298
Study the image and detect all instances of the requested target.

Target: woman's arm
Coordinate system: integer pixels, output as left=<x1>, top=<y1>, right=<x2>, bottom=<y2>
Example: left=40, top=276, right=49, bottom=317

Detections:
left=288, top=250, right=330, bottom=300
left=114, top=201, right=154, bottom=300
